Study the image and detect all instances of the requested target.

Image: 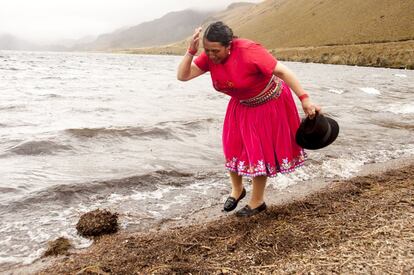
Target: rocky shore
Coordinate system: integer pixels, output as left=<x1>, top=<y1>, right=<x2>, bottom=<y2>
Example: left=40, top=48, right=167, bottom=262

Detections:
left=27, top=161, right=414, bottom=274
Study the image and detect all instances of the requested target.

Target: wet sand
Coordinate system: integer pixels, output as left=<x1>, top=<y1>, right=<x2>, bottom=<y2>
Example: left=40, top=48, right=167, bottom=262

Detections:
left=6, top=158, right=411, bottom=274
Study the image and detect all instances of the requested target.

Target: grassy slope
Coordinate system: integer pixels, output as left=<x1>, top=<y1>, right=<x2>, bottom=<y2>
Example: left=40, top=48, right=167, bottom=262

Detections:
left=122, top=0, right=414, bottom=69
left=233, top=0, right=414, bottom=48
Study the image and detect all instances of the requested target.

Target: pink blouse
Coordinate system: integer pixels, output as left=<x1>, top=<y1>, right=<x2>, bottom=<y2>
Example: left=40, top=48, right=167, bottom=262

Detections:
left=194, top=38, right=277, bottom=100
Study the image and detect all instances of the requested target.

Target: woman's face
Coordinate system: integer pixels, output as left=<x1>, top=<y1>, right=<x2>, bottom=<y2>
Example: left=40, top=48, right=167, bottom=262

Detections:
left=203, top=39, right=230, bottom=64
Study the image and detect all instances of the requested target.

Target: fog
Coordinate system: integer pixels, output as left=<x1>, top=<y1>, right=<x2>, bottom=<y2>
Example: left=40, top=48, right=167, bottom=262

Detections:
left=0, top=0, right=261, bottom=43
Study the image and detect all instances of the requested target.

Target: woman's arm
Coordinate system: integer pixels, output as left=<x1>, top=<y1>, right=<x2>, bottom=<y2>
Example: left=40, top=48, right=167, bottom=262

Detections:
left=177, top=57, right=205, bottom=81
left=274, top=62, right=321, bottom=118
left=177, top=27, right=205, bottom=81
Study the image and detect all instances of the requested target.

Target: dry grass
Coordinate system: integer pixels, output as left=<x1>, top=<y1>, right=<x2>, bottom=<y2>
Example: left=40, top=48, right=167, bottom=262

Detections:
left=232, top=0, right=414, bottom=49
left=76, top=209, right=119, bottom=238
left=272, top=40, right=414, bottom=69
left=41, top=237, right=72, bottom=258
left=39, top=164, right=414, bottom=274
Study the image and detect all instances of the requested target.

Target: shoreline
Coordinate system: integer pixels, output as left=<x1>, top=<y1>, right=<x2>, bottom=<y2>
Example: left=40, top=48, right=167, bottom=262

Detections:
left=5, top=156, right=414, bottom=274
left=117, top=40, right=414, bottom=70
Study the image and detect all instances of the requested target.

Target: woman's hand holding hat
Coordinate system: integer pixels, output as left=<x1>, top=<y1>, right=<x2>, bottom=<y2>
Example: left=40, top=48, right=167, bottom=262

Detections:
left=301, top=97, right=321, bottom=119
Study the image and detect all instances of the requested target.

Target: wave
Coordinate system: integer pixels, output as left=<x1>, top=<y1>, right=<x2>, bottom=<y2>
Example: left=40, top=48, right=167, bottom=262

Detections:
left=0, top=187, right=19, bottom=193
left=94, top=107, right=114, bottom=112
left=0, top=105, right=26, bottom=111
left=158, top=118, right=217, bottom=130
left=41, top=76, right=62, bottom=80
left=355, top=104, right=414, bottom=116
left=371, top=120, right=414, bottom=130
left=65, top=126, right=179, bottom=140
left=1, top=170, right=200, bottom=212
left=6, top=140, right=73, bottom=156
left=328, top=89, right=345, bottom=95
left=65, top=118, right=218, bottom=139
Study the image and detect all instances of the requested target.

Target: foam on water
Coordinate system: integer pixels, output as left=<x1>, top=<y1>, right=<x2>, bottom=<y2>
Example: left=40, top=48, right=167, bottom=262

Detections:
left=385, top=103, right=414, bottom=114
left=269, top=144, right=414, bottom=190
left=359, top=87, right=381, bottom=95
left=0, top=206, right=93, bottom=266
left=321, top=157, right=366, bottom=178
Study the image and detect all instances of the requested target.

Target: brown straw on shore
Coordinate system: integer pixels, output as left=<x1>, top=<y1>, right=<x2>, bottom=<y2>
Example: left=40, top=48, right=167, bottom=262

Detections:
left=40, top=164, right=414, bottom=274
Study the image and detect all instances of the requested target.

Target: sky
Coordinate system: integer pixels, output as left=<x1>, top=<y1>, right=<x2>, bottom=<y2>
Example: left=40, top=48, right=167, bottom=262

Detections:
left=0, top=0, right=261, bottom=44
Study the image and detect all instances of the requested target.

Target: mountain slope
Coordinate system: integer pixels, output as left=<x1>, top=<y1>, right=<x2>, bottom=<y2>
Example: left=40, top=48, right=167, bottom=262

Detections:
left=227, top=0, right=414, bottom=48
left=139, top=0, right=413, bottom=50
left=78, top=9, right=213, bottom=50
left=0, top=34, right=39, bottom=50
left=125, top=0, right=413, bottom=68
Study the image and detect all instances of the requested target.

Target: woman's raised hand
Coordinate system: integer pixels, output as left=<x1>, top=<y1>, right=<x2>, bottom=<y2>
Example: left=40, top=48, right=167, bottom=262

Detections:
left=189, top=27, right=202, bottom=54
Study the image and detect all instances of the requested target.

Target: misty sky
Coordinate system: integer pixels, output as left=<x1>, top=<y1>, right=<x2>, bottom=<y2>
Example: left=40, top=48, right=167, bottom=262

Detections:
left=0, top=0, right=261, bottom=43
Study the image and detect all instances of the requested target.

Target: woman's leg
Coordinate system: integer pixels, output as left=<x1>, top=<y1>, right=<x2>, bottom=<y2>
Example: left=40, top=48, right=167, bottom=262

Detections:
left=249, top=176, right=267, bottom=208
left=229, top=171, right=244, bottom=198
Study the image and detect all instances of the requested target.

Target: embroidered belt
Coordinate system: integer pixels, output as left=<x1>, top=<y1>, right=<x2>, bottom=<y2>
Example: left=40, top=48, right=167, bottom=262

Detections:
left=239, top=76, right=282, bottom=107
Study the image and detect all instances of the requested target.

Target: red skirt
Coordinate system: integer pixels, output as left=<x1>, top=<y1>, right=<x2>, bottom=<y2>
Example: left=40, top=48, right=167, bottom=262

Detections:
left=222, top=81, right=306, bottom=177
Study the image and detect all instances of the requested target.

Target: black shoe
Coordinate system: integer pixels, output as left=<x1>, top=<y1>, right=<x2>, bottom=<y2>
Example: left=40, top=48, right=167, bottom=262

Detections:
left=235, top=202, right=267, bottom=217
left=223, top=188, right=246, bottom=212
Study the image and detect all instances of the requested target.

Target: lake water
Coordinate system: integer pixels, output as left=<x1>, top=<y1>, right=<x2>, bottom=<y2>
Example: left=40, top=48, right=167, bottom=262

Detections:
left=0, top=50, right=413, bottom=269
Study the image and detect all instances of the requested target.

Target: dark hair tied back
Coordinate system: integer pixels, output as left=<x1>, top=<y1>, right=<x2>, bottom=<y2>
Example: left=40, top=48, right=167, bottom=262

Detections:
left=204, top=21, right=234, bottom=47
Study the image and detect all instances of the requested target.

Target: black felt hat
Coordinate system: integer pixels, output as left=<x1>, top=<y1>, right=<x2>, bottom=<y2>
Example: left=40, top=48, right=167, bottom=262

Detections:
left=295, top=112, right=339, bottom=150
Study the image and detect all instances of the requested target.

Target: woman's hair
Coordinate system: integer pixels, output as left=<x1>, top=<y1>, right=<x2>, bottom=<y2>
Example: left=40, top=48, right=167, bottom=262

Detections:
left=203, top=21, right=234, bottom=47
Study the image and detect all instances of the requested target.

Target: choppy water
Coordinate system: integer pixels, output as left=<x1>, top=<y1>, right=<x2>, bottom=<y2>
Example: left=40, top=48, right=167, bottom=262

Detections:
left=0, top=50, right=413, bottom=269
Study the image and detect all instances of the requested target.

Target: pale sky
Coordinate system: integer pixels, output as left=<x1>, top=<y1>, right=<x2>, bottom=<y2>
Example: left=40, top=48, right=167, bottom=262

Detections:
left=0, top=0, right=261, bottom=43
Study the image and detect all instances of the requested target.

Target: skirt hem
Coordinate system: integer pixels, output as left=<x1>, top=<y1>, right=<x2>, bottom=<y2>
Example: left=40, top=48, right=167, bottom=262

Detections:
left=225, top=160, right=306, bottom=178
